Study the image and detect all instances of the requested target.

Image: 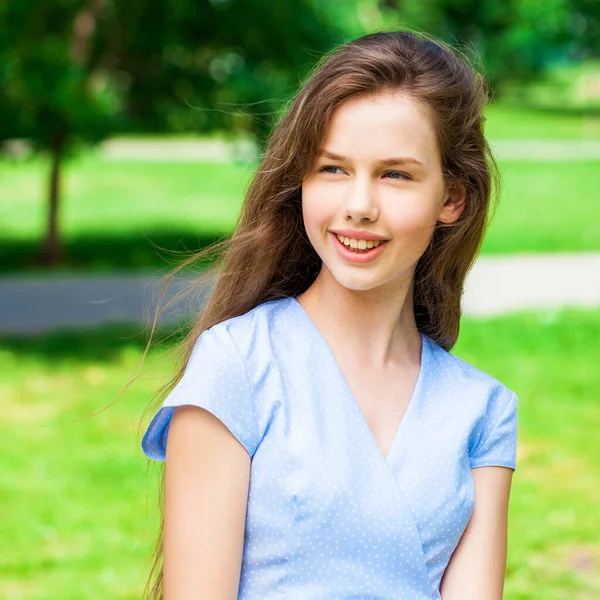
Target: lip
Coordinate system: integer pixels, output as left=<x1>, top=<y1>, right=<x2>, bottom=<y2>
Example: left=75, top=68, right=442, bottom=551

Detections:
left=330, top=229, right=389, bottom=241
left=330, top=231, right=389, bottom=264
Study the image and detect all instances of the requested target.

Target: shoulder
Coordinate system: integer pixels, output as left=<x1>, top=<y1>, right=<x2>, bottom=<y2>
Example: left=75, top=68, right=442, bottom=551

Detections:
left=207, top=297, right=293, bottom=359
left=191, top=297, right=294, bottom=389
left=424, top=335, right=517, bottom=413
left=423, top=336, right=518, bottom=469
left=426, top=334, right=516, bottom=396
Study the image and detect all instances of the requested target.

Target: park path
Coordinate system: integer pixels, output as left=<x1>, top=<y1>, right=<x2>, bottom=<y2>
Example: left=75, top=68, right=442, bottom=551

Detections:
left=1, top=252, right=599, bottom=334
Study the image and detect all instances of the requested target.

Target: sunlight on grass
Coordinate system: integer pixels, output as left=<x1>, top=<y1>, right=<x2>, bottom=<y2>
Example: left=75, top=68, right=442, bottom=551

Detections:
left=484, top=103, right=600, bottom=140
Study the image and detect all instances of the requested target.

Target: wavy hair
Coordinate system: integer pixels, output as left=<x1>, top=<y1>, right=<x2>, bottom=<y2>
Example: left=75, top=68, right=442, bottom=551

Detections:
left=140, top=29, right=501, bottom=599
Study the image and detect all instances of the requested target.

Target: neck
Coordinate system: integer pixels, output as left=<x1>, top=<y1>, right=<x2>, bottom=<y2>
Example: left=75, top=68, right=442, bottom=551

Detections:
left=297, top=266, right=421, bottom=368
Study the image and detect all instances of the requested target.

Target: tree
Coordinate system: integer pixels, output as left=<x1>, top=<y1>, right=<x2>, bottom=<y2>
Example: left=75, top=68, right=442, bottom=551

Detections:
left=0, top=0, right=343, bottom=266
left=378, top=0, right=599, bottom=91
left=103, top=0, right=342, bottom=142
left=0, top=0, right=120, bottom=265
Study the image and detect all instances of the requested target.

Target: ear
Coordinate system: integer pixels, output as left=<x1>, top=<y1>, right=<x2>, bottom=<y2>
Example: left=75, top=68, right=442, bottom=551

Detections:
left=438, top=183, right=466, bottom=224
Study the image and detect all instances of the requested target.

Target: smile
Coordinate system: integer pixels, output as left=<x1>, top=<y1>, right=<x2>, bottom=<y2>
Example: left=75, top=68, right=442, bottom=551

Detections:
left=334, top=233, right=384, bottom=252
left=330, top=232, right=389, bottom=263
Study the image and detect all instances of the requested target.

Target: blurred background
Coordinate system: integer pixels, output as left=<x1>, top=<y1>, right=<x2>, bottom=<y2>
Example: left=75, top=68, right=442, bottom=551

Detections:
left=1, top=1, right=599, bottom=598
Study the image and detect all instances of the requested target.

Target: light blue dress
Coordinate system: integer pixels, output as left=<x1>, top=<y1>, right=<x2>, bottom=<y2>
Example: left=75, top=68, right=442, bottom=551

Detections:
left=142, top=296, right=518, bottom=600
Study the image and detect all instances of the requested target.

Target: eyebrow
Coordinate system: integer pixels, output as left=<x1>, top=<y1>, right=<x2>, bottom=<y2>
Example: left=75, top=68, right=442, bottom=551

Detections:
left=318, top=149, right=425, bottom=168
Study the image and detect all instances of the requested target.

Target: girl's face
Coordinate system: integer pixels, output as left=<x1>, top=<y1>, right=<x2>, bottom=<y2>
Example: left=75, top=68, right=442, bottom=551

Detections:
left=301, top=91, right=465, bottom=294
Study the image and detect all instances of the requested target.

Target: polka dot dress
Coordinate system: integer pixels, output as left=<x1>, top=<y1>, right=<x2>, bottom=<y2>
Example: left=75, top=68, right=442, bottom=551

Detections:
left=142, top=297, right=518, bottom=599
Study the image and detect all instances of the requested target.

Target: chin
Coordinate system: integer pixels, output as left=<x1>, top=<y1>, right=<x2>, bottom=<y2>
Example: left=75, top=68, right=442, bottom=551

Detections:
left=327, top=267, right=388, bottom=292
left=337, top=280, right=379, bottom=292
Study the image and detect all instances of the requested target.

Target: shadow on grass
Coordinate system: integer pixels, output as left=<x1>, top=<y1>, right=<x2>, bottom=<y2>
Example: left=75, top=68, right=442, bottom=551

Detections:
left=0, top=229, right=229, bottom=274
left=0, top=322, right=184, bottom=362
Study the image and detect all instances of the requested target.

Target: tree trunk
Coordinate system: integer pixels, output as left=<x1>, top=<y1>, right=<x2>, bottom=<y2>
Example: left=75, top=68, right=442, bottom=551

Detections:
left=39, top=132, right=67, bottom=267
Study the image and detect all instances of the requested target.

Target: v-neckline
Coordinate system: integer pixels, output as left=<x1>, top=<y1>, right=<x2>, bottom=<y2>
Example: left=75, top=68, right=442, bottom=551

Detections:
left=289, top=296, right=429, bottom=467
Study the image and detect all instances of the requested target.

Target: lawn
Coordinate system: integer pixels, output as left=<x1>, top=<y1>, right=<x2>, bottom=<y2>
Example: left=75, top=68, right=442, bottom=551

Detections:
left=483, top=103, right=600, bottom=140
left=1, top=158, right=254, bottom=240
left=454, top=309, right=600, bottom=599
left=1, top=307, right=598, bottom=599
left=483, top=160, right=600, bottom=254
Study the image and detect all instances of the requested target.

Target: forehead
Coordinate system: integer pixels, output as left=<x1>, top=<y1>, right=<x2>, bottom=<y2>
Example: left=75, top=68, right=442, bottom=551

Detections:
left=321, top=92, right=441, bottom=170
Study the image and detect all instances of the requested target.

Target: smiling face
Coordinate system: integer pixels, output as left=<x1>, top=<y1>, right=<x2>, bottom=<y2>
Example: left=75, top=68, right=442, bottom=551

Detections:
left=301, top=91, right=466, bottom=294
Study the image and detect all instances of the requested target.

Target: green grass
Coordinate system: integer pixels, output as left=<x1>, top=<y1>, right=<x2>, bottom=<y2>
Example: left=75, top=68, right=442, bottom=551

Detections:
left=455, top=309, right=600, bottom=599
left=0, top=308, right=599, bottom=599
left=1, top=156, right=254, bottom=239
left=484, top=103, right=600, bottom=140
left=481, top=161, right=600, bottom=254
left=0, top=155, right=255, bottom=274
left=0, top=328, right=159, bottom=599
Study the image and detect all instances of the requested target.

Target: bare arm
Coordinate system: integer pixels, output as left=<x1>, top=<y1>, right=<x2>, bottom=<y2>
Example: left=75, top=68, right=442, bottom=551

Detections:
left=163, top=404, right=252, bottom=600
left=440, top=466, right=514, bottom=600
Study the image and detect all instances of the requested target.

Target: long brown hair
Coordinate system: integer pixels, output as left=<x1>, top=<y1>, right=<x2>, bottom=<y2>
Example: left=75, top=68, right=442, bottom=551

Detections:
left=141, top=29, right=501, bottom=599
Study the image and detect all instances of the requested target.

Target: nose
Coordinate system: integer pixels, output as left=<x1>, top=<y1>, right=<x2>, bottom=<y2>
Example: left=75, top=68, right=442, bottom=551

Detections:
left=342, top=176, right=379, bottom=223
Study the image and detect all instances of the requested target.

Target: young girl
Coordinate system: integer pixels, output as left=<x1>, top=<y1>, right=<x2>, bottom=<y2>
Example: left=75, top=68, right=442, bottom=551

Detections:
left=141, top=30, right=518, bottom=600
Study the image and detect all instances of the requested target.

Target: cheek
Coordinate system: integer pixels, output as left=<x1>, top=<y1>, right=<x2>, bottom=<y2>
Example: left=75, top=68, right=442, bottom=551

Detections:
left=386, top=200, right=438, bottom=249
left=301, top=183, right=334, bottom=238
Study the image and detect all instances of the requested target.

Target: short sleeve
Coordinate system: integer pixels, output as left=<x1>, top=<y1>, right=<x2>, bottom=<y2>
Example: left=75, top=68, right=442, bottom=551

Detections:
left=469, top=389, right=518, bottom=471
left=141, top=324, right=259, bottom=461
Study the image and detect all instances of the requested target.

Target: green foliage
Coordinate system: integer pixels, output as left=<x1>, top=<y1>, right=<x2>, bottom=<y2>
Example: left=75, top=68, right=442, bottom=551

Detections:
left=0, top=0, right=121, bottom=152
left=569, top=0, right=600, bottom=56
left=0, top=0, right=344, bottom=264
left=0, top=0, right=344, bottom=149
left=379, top=0, right=600, bottom=90
left=101, top=0, right=345, bottom=142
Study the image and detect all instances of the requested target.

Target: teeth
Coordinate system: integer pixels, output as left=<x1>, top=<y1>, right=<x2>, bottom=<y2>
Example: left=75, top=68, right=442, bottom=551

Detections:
left=335, top=234, right=384, bottom=251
